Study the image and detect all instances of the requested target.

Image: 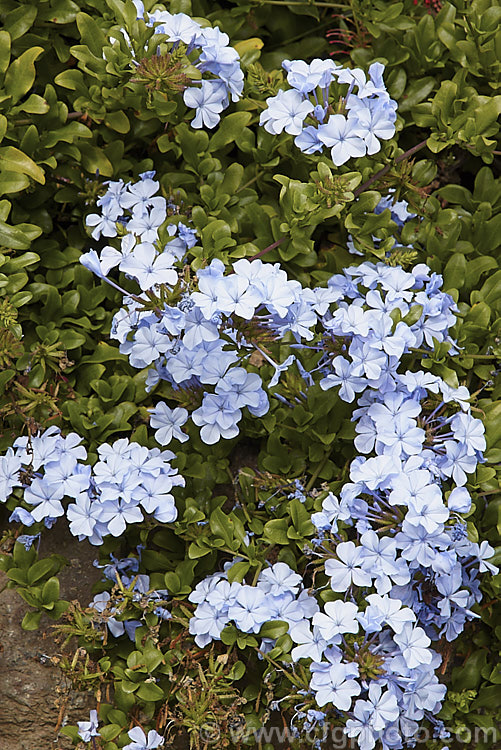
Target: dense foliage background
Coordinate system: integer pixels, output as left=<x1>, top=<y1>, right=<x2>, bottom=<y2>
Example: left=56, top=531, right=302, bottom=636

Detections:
left=0, top=0, right=500, bottom=748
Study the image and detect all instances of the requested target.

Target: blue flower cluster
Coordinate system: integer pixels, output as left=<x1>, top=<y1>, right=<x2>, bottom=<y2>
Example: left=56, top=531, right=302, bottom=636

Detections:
left=317, top=262, right=458, bottom=400
left=299, top=370, right=496, bottom=750
left=188, top=495, right=495, bottom=750
left=134, top=263, right=495, bottom=747
left=188, top=561, right=319, bottom=647
left=0, top=428, right=183, bottom=545
left=260, top=60, right=397, bottom=165
left=75, top=176, right=499, bottom=747
left=81, top=176, right=462, bottom=452
left=122, top=2, right=243, bottom=129
left=82, top=169, right=196, bottom=247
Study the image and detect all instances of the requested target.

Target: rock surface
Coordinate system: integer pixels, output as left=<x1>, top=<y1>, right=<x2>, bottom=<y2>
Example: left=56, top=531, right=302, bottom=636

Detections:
left=0, top=526, right=100, bottom=750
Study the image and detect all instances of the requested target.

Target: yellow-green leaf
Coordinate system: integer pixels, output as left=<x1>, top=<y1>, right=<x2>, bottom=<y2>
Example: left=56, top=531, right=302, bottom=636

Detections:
left=4, top=5, right=37, bottom=40
left=104, top=110, right=130, bottom=133
left=79, top=144, right=113, bottom=177
left=17, top=93, right=49, bottom=115
left=0, top=146, right=45, bottom=184
left=4, top=47, right=44, bottom=105
left=0, top=31, right=10, bottom=75
left=234, top=37, right=264, bottom=66
left=0, top=171, right=30, bottom=195
left=0, top=220, right=34, bottom=249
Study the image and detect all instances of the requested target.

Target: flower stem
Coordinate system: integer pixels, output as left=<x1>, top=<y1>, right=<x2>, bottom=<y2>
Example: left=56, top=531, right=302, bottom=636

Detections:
left=305, top=451, right=331, bottom=492
left=237, top=171, right=263, bottom=193
left=249, top=237, right=287, bottom=260
left=410, top=347, right=499, bottom=361
left=353, top=139, right=429, bottom=198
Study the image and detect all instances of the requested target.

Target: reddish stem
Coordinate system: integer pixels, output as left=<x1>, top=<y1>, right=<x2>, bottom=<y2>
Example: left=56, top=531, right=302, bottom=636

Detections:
left=249, top=237, right=287, bottom=260
left=353, top=139, right=429, bottom=198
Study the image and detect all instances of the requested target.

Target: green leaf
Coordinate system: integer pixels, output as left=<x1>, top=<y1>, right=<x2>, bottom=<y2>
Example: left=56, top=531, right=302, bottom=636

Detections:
left=188, top=541, right=211, bottom=559
left=41, top=576, right=60, bottom=605
left=135, top=681, right=164, bottom=701
left=480, top=270, right=501, bottom=309
left=21, top=610, right=42, bottom=631
left=0, top=114, right=6, bottom=144
left=54, top=69, right=85, bottom=90
left=164, top=571, right=181, bottom=593
left=208, top=112, right=252, bottom=151
left=443, top=253, right=467, bottom=290
left=402, top=304, right=424, bottom=326
left=209, top=507, right=234, bottom=547
left=0, top=369, right=14, bottom=394
left=0, top=220, right=39, bottom=249
left=0, top=31, right=11, bottom=75
left=226, top=560, right=250, bottom=584
left=27, top=558, right=58, bottom=585
left=79, top=144, right=114, bottom=177
left=431, top=80, right=457, bottom=125
left=13, top=541, right=36, bottom=568
left=229, top=661, right=246, bottom=680
left=259, top=620, right=289, bottom=639
left=7, top=568, right=29, bottom=585
left=4, top=5, right=37, bottom=40
left=99, top=724, right=122, bottom=741
left=104, top=110, right=130, bottom=133
left=59, top=330, right=86, bottom=349
left=76, top=12, right=108, bottom=58
left=17, top=93, right=50, bottom=115
left=40, top=0, right=80, bottom=24
left=0, top=171, right=30, bottom=195
left=81, top=342, right=128, bottom=363
left=4, top=47, right=44, bottom=105
left=400, top=77, right=435, bottom=112
left=142, top=645, right=164, bottom=672
left=43, top=121, right=92, bottom=147
left=263, top=518, right=289, bottom=545
left=234, top=38, right=263, bottom=67
left=290, top=498, right=314, bottom=537
left=0, top=146, right=45, bottom=185
left=484, top=402, right=501, bottom=448
left=475, top=97, right=501, bottom=134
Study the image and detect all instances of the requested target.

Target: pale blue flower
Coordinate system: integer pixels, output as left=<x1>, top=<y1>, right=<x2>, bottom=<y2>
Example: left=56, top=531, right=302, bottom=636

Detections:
left=123, top=727, right=164, bottom=750
left=184, top=80, right=228, bottom=129
left=317, top=114, right=366, bottom=166
left=260, top=89, right=314, bottom=136
left=149, top=402, right=189, bottom=445
left=77, top=710, right=100, bottom=742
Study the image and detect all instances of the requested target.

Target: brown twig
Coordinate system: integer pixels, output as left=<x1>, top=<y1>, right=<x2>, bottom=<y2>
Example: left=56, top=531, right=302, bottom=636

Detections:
left=353, top=139, right=429, bottom=198
left=249, top=237, right=287, bottom=260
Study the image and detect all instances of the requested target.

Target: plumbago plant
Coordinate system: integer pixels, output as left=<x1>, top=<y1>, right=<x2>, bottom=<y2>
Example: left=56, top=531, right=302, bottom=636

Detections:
left=0, top=0, right=501, bottom=749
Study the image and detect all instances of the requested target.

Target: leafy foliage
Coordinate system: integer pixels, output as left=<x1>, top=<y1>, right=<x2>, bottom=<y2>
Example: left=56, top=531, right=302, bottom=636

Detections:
left=0, top=0, right=500, bottom=748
